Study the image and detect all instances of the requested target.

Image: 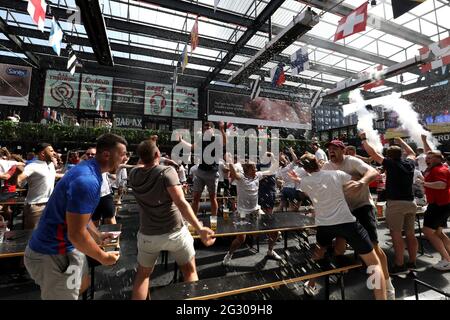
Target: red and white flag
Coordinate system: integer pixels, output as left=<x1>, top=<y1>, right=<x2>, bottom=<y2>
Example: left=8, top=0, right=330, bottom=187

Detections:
left=419, top=36, right=450, bottom=73
left=334, top=2, right=368, bottom=42
left=363, top=65, right=384, bottom=91
left=27, top=0, right=47, bottom=32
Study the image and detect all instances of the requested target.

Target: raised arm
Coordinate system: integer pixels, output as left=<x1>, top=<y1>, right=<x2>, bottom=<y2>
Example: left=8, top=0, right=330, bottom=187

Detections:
left=394, top=137, right=416, bottom=160
left=421, top=134, right=432, bottom=153
left=288, top=147, right=298, bottom=162
left=359, top=132, right=384, bottom=165
left=228, top=162, right=242, bottom=181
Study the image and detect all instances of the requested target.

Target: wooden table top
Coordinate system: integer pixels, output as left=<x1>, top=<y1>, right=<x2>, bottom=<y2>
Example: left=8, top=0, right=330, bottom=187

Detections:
left=0, top=230, right=32, bottom=259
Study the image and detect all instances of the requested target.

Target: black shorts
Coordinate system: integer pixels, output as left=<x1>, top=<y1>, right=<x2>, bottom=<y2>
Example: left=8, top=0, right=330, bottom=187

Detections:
left=352, top=205, right=378, bottom=243
left=316, top=222, right=373, bottom=255
left=92, top=194, right=115, bottom=222
left=259, top=191, right=276, bottom=209
left=424, top=203, right=450, bottom=230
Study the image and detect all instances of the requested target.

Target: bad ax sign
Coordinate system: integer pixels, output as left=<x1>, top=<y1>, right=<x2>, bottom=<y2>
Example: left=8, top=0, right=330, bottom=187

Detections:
left=114, top=115, right=142, bottom=128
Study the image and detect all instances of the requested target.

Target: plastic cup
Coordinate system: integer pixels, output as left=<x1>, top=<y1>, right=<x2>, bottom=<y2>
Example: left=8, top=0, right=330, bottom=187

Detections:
left=210, top=216, right=217, bottom=231
left=239, top=211, right=246, bottom=220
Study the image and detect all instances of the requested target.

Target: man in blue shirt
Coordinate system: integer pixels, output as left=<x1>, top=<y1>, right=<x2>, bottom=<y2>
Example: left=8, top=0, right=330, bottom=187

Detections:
left=24, top=133, right=128, bottom=300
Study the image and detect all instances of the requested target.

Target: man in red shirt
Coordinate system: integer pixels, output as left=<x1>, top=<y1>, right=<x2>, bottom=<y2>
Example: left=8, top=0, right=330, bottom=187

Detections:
left=420, top=135, right=450, bottom=271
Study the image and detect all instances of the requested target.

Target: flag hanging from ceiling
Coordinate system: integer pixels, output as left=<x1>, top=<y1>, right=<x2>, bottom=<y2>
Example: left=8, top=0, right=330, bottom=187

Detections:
left=180, top=44, right=189, bottom=74
left=363, top=65, right=385, bottom=90
left=67, top=46, right=78, bottom=75
left=250, top=76, right=262, bottom=100
left=270, top=63, right=286, bottom=87
left=419, top=36, right=450, bottom=73
left=290, top=47, right=309, bottom=75
left=190, top=17, right=199, bottom=52
left=391, top=0, right=426, bottom=19
left=214, top=0, right=220, bottom=13
left=334, top=2, right=368, bottom=42
left=27, top=0, right=47, bottom=32
left=49, top=17, right=63, bottom=56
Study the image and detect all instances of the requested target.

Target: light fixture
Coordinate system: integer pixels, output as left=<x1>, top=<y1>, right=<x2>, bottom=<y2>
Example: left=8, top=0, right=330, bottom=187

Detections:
left=370, top=0, right=377, bottom=6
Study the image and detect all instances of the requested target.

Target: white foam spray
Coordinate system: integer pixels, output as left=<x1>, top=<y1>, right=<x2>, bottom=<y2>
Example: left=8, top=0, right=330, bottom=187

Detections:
left=343, top=90, right=383, bottom=153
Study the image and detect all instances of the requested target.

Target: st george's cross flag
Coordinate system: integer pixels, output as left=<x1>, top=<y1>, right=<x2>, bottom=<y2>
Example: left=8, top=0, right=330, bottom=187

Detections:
left=27, top=0, right=47, bottom=32
left=49, top=18, right=63, bottom=56
left=334, top=2, right=368, bottom=42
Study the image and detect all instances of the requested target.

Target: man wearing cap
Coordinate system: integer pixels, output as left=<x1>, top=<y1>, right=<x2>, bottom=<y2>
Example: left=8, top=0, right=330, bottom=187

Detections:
left=17, top=143, right=63, bottom=229
left=322, top=139, right=395, bottom=299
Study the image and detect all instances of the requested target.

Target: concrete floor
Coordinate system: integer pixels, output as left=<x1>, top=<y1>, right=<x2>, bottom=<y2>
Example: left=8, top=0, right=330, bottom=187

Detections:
left=1, top=200, right=449, bottom=300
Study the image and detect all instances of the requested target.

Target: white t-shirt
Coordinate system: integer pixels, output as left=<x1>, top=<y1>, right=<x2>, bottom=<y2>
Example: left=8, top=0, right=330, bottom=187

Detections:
left=231, top=162, right=243, bottom=186
left=294, top=167, right=308, bottom=190
left=322, top=156, right=374, bottom=211
left=235, top=172, right=263, bottom=214
left=416, top=154, right=427, bottom=172
left=315, top=148, right=328, bottom=162
left=189, top=164, right=198, bottom=178
left=100, top=172, right=112, bottom=197
left=276, top=163, right=297, bottom=189
left=178, top=165, right=187, bottom=183
left=0, top=160, right=18, bottom=174
left=114, top=167, right=128, bottom=188
left=23, top=160, right=56, bottom=204
left=413, top=169, right=424, bottom=185
left=300, top=170, right=356, bottom=226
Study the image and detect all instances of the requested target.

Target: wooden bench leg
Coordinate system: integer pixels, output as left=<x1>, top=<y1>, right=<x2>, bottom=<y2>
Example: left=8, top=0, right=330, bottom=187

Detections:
left=90, top=266, right=95, bottom=300
left=324, top=275, right=330, bottom=300
left=339, top=272, right=345, bottom=300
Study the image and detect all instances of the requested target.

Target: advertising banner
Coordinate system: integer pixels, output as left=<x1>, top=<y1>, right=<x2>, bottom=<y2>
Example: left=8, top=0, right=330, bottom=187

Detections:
left=144, top=82, right=172, bottom=117
left=208, top=90, right=311, bottom=129
left=43, top=70, right=80, bottom=109
left=79, top=74, right=113, bottom=111
left=173, top=86, right=198, bottom=119
left=0, top=63, right=32, bottom=106
left=112, top=79, right=144, bottom=116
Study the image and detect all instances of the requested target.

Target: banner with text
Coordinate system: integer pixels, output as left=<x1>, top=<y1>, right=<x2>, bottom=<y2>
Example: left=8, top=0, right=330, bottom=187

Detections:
left=208, top=90, right=311, bottom=129
left=112, top=79, right=144, bottom=115
left=79, top=74, right=113, bottom=111
left=173, top=86, right=198, bottom=119
left=43, top=70, right=80, bottom=109
left=0, top=63, right=32, bottom=106
left=144, top=82, right=172, bottom=117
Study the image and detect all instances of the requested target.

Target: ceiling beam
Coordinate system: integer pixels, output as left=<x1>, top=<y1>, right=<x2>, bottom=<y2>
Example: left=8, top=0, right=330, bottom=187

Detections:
left=0, top=17, right=40, bottom=68
left=296, top=0, right=433, bottom=46
left=200, top=0, right=286, bottom=88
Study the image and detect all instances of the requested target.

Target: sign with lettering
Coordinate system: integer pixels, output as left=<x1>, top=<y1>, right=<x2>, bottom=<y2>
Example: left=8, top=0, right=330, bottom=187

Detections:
left=112, top=79, right=144, bottom=115
left=173, top=86, right=198, bottom=119
left=43, top=70, right=80, bottom=108
left=113, top=115, right=143, bottom=128
left=144, top=82, right=172, bottom=116
left=79, top=74, right=113, bottom=111
left=0, top=63, right=32, bottom=106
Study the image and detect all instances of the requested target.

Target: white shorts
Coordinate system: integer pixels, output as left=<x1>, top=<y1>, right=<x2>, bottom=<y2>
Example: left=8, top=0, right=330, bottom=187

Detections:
left=137, top=226, right=195, bottom=268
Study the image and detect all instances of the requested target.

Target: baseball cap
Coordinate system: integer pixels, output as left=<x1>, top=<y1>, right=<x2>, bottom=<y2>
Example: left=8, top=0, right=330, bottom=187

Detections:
left=325, top=140, right=346, bottom=149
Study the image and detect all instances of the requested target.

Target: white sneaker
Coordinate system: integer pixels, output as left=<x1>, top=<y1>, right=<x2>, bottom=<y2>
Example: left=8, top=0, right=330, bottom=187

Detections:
left=387, top=287, right=396, bottom=300
left=267, top=250, right=283, bottom=261
left=222, top=253, right=233, bottom=266
left=304, top=281, right=319, bottom=297
left=433, top=260, right=450, bottom=271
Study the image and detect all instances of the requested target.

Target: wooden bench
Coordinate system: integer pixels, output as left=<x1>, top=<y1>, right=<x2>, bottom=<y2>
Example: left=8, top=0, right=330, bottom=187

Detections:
left=150, top=249, right=362, bottom=300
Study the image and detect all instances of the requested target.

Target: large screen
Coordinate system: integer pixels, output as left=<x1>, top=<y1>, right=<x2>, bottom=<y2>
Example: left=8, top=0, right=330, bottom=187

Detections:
left=208, top=90, right=311, bottom=130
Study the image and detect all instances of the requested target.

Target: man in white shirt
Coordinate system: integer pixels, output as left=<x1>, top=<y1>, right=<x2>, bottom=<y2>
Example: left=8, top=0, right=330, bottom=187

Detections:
left=312, top=142, right=328, bottom=164
left=18, top=143, right=62, bottom=229
left=322, top=139, right=394, bottom=299
left=288, top=153, right=386, bottom=300
left=416, top=148, right=427, bottom=173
